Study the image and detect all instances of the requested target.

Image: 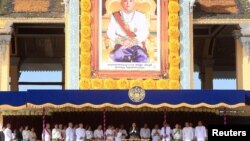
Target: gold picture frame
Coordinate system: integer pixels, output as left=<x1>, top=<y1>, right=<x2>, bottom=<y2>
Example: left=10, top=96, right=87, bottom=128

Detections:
left=80, top=0, right=180, bottom=90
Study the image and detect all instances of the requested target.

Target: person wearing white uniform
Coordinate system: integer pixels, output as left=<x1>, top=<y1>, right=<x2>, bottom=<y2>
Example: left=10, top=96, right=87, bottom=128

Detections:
left=182, top=122, right=194, bottom=141
left=22, top=126, right=30, bottom=141
left=29, top=128, right=37, bottom=141
left=106, top=0, right=149, bottom=63
left=119, top=124, right=127, bottom=139
left=194, top=121, right=207, bottom=141
left=151, top=124, right=161, bottom=141
left=114, top=128, right=122, bottom=141
left=105, top=125, right=114, bottom=141
left=76, top=123, right=86, bottom=141
left=66, top=122, right=74, bottom=141
left=85, top=126, right=93, bottom=141
left=42, top=123, right=52, bottom=141
left=94, top=125, right=103, bottom=141
left=172, top=124, right=182, bottom=141
left=140, top=123, right=150, bottom=140
left=4, top=123, right=12, bottom=141
left=58, top=124, right=64, bottom=140
left=160, top=123, right=171, bottom=141
left=52, top=124, right=61, bottom=141
left=189, top=122, right=195, bottom=139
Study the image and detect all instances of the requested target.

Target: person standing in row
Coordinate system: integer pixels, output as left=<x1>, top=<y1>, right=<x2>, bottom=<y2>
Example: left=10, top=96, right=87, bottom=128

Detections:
left=0, top=125, right=5, bottom=141
left=119, top=124, right=127, bottom=140
left=194, top=121, right=207, bottom=141
left=182, top=122, right=194, bottom=141
left=65, top=122, right=74, bottom=141
left=161, top=123, right=171, bottom=141
left=42, top=123, right=51, bottom=141
left=4, top=123, right=12, bottom=141
left=129, top=123, right=139, bottom=140
left=52, top=124, right=61, bottom=141
left=114, top=128, right=122, bottom=141
left=75, top=123, right=85, bottom=141
left=29, top=128, right=37, bottom=141
left=94, top=125, right=103, bottom=141
left=85, top=126, right=93, bottom=141
left=105, top=125, right=114, bottom=141
left=140, top=123, right=150, bottom=141
left=22, top=126, right=30, bottom=141
left=151, top=124, right=161, bottom=141
left=172, top=124, right=182, bottom=141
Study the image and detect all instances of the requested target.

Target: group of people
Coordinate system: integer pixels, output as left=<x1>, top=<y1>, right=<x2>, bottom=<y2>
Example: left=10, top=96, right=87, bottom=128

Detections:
left=0, top=121, right=207, bottom=141
left=0, top=123, right=37, bottom=141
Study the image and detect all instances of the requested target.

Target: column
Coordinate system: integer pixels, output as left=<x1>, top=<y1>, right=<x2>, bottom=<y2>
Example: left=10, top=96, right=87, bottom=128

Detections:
left=200, top=59, right=214, bottom=89
left=0, top=35, right=11, bottom=91
left=180, top=0, right=191, bottom=89
left=234, top=27, right=250, bottom=90
left=65, top=0, right=80, bottom=89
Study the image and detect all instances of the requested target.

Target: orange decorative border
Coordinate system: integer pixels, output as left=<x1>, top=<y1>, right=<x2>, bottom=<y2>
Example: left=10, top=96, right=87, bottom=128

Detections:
left=80, top=0, right=180, bottom=90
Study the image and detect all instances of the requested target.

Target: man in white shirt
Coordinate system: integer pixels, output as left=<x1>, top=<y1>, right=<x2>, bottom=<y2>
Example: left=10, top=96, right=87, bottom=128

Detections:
left=22, top=126, right=30, bottom=141
left=140, top=123, right=150, bottom=140
left=182, top=122, right=194, bottom=141
left=76, top=123, right=86, bottom=141
left=105, top=125, right=114, bottom=141
left=94, top=125, right=103, bottom=141
left=119, top=124, right=127, bottom=139
left=52, top=124, right=61, bottom=141
left=107, top=0, right=149, bottom=63
left=194, top=121, right=207, bottom=141
left=172, top=124, right=182, bottom=141
left=160, top=123, right=171, bottom=141
left=151, top=124, right=161, bottom=141
left=85, top=126, right=93, bottom=141
left=42, top=123, right=51, bottom=141
left=58, top=124, right=64, bottom=140
left=4, top=123, right=12, bottom=141
left=66, top=122, right=74, bottom=141
left=114, top=128, right=122, bottom=141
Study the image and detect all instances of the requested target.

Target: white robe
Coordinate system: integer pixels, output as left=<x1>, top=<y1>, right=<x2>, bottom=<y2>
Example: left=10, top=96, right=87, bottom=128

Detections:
left=120, top=129, right=127, bottom=139
left=94, top=129, right=103, bottom=141
left=4, top=128, right=12, bottom=141
left=115, top=132, right=122, bottom=141
left=29, top=131, right=37, bottom=141
left=65, top=127, right=74, bottom=141
left=85, top=130, right=93, bottom=140
left=42, top=128, right=51, bottom=141
left=151, top=129, right=161, bottom=141
left=52, top=128, right=61, bottom=140
left=182, top=127, right=194, bottom=141
left=160, top=127, right=171, bottom=141
left=75, top=128, right=86, bottom=141
left=140, top=128, right=150, bottom=139
left=105, top=129, right=114, bottom=141
left=172, top=129, right=182, bottom=140
left=22, top=130, right=30, bottom=140
left=194, top=126, right=207, bottom=141
left=107, top=10, right=149, bottom=46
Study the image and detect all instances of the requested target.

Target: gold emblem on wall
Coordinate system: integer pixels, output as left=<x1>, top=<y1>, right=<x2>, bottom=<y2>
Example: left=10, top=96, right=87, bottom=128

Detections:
left=128, top=86, right=145, bottom=102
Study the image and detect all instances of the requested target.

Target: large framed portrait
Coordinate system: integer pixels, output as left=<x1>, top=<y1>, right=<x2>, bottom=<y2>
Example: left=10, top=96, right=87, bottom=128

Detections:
left=91, top=0, right=168, bottom=79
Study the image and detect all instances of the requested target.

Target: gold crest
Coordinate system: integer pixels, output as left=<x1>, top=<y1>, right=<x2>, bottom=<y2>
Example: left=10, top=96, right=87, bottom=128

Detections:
left=128, top=86, right=145, bottom=102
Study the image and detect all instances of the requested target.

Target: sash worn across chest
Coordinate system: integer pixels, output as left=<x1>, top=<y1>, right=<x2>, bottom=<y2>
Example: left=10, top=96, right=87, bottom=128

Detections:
left=113, top=11, right=136, bottom=39
left=112, top=11, right=148, bottom=56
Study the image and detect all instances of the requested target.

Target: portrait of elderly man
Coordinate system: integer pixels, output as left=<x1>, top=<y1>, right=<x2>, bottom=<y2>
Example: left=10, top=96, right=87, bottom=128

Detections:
left=107, top=0, right=149, bottom=63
